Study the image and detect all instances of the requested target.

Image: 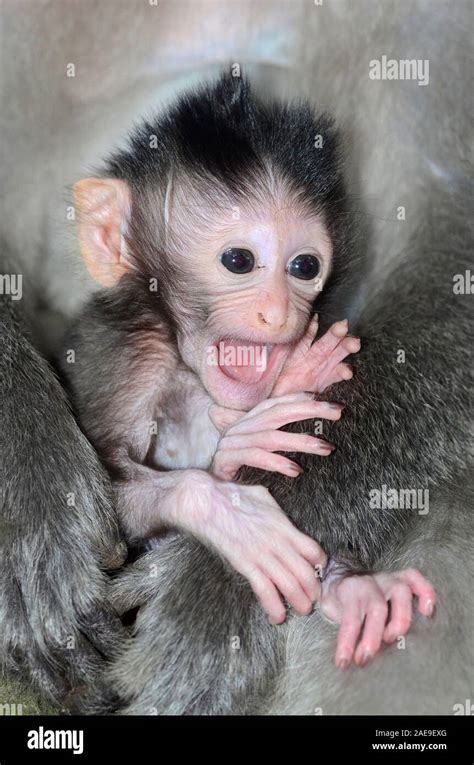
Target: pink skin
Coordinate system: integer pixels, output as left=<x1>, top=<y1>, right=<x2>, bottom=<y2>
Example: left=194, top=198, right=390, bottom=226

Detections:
left=177, top=209, right=336, bottom=411
left=198, top=320, right=353, bottom=624
left=205, top=390, right=338, bottom=621
left=208, top=317, right=358, bottom=478
left=320, top=569, right=437, bottom=669
left=210, top=392, right=341, bottom=479
left=201, top=331, right=293, bottom=411
left=173, top=473, right=328, bottom=624
left=201, top=316, right=359, bottom=413
left=209, top=316, right=437, bottom=667
left=79, top=183, right=437, bottom=655
left=273, top=315, right=360, bottom=396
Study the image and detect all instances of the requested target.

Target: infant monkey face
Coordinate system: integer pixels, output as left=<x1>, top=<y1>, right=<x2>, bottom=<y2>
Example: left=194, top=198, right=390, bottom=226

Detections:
left=178, top=210, right=333, bottom=410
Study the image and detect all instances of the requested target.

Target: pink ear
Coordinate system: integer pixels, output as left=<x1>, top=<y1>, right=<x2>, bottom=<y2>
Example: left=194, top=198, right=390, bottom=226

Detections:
left=74, top=178, right=131, bottom=286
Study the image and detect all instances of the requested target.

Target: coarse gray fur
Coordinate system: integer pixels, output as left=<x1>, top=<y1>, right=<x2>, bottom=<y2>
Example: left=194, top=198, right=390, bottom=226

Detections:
left=0, top=0, right=472, bottom=715
left=103, top=179, right=473, bottom=714
left=0, top=255, right=127, bottom=706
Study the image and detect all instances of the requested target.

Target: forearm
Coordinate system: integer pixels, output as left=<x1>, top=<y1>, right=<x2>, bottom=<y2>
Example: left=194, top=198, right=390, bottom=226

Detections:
left=113, top=465, right=214, bottom=542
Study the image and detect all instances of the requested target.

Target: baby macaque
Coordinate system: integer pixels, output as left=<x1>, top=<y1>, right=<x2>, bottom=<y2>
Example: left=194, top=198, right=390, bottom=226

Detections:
left=63, top=73, right=435, bottom=669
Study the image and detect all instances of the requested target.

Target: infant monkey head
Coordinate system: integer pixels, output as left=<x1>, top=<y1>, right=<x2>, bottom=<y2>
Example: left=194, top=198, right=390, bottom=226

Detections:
left=75, top=72, right=352, bottom=409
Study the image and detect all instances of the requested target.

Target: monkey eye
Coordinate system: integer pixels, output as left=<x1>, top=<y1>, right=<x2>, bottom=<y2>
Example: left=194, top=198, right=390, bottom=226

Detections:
left=220, top=248, right=255, bottom=274
left=287, top=253, right=321, bottom=280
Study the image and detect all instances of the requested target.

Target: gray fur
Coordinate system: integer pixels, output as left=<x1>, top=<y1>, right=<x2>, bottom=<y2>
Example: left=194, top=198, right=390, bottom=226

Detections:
left=276, top=482, right=474, bottom=715
left=0, top=255, right=127, bottom=707
left=0, top=0, right=472, bottom=715
left=104, top=182, right=473, bottom=713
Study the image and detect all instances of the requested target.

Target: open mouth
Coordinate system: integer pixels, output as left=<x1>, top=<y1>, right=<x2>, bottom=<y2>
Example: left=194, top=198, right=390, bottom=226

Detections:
left=214, top=337, right=287, bottom=385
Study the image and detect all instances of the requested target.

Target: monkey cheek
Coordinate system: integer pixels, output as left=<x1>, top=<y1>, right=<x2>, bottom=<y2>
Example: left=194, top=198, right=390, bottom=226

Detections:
left=176, top=332, right=204, bottom=377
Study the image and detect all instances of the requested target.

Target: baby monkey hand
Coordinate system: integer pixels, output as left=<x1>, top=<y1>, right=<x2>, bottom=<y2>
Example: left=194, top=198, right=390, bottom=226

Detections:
left=210, top=392, right=342, bottom=480
left=320, top=566, right=437, bottom=670
left=272, top=317, right=360, bottom=397
left=179, top=475, right=327, bottom=624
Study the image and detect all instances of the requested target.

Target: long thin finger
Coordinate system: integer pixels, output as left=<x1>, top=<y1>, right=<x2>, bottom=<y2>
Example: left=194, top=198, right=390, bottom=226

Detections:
left=311, top=338, right=360, bottom=394
left=230, top=399, right=342, bottom=435
left=335, top=362, right=354, bottom=381
left=291, top=531, right=328, bottom=570
left=397, top=569, right=437, bottom=617
left=383, top=584, right=413, bottom=643
left=311, top=320, right=349, bottom=360
left=316, top=362, right=354, bottom=394
left=261, top=557, right=313, bottom=616
left=354, top=599, right=388, bottom=666
left=236, top=392, right=314, bottom=424
left=321, top=335, right=361, bottom=370
left=213, top=447, right=304, bottom=480
left=224, top=430, right=335, bottom=455
left=248, top=569, right=287, bottom=624
left=275, top=547, right=321, bottom=602
left=334, top=603, right=364, bottom=670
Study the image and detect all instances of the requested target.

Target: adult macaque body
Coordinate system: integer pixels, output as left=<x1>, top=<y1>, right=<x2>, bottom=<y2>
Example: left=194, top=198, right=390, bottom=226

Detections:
left=63, top=75, right=435, bottom=670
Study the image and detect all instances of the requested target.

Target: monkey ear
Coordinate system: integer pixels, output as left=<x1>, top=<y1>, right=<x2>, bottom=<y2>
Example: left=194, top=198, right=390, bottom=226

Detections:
left=73, top=178, right=131, bottom=287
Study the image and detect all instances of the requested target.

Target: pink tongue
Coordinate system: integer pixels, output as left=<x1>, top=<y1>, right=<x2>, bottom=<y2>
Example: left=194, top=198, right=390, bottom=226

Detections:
left=218, top=340, right=268, bottom=384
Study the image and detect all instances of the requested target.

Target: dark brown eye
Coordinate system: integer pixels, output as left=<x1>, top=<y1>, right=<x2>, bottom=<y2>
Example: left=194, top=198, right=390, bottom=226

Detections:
left=287, top=253, right=321, bottom=280
left=220, top=248, right=255, bottom=274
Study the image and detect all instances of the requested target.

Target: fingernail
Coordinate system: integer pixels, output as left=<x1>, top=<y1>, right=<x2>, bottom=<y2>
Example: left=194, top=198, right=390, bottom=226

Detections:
left=337, top=658, right=350, bottom=671
left=314, top=439, right=335, bottom=450
left=359, top=649, right=373, bottom=667
left=290, top=464, right=303, bottom=474
left=324, top=402, right=344, bottom=410
left=425, top=599, right=435, bottom=617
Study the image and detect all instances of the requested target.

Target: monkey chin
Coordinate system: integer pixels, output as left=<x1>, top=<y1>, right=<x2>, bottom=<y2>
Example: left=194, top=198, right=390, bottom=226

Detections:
left=204, top=341, right=290, bottom=410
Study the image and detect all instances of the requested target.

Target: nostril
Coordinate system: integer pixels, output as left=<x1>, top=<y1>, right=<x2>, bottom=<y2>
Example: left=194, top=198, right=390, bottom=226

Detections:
left=258, top=312, right=269, bottom=325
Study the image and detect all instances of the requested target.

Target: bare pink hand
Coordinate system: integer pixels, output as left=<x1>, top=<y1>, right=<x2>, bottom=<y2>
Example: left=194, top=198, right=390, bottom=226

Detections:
left=178, top=473, right=327, bottom=624
left=320, top=568, right=437, bottom=670
left=272, top=316, right=361, bottom=397
left=209, top=392, right=343, bottom=480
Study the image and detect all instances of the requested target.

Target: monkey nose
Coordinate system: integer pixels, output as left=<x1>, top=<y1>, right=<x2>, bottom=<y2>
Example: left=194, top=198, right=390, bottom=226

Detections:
left=258, top=311, right=287, bottom=330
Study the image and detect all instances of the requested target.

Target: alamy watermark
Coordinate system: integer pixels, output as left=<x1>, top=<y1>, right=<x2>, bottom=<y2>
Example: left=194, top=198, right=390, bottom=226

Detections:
left=0, top=702, right=23, bottom=715
left=369, top=485, right=429, bottom=515
left=369, top=56, right=429, bottom=86
left=27, top=726, right=84, bottom=755
left=0, top=273, right=22, bottom=300
left=207, top=341, right=268, bottom=373
left=453, top=269, right=473, bottom=294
